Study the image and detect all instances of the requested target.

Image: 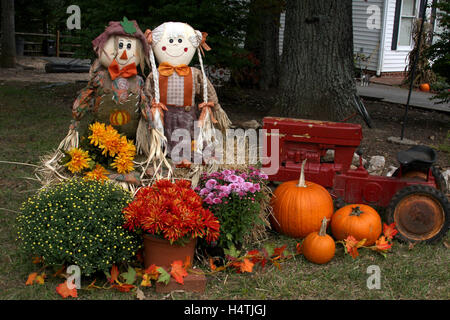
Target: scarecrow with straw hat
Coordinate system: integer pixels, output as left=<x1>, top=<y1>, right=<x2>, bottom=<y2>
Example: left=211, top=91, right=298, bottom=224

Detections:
left=37, top=18, right=154, bottom=189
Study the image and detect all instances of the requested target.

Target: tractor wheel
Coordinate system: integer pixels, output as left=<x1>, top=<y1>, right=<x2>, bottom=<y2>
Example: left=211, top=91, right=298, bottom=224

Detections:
left=386, top=185, right=449, bottom=243
left=393, top=166, right=447, bottom=192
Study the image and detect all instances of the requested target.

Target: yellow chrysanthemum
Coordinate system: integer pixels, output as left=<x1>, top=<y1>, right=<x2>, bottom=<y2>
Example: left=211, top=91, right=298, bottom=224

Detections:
left=111, top=153, right=134, bottom=174
left=98, top=127, right=122, bottom=157
left=85, top=164, right=109, bottom=181
left=88, top=122, right=106, bottom=147
left=118, top=136, right=136, bottom=158
left=65, top=148, right=91, bottom=173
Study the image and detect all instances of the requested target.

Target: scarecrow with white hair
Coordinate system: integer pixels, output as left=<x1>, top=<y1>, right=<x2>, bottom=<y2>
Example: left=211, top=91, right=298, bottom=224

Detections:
left=144, top=22, right=231, bottom=173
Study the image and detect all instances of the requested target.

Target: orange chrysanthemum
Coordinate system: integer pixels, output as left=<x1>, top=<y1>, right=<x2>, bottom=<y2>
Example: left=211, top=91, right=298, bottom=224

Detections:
left=85, top=164, right=109, bottom=181
left=65, top=148, right=91, bottom=173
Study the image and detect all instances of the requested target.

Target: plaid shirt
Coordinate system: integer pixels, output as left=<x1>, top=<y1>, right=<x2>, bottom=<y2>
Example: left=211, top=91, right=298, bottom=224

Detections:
left=166, top=68, right=195, bottom=107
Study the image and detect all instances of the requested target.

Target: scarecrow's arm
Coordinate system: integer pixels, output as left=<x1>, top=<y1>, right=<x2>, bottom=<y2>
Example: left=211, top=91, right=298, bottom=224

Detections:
left=194, top=67, right=231, bottom=131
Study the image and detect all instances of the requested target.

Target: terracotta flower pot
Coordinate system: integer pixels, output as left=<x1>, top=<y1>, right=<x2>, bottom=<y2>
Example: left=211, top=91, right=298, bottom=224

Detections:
left=143, top=234, right=196, bottom=270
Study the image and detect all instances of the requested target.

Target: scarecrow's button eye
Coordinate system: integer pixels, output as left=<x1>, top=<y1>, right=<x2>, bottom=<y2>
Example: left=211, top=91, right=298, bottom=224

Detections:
left=178, top=38, right=182, bottom=43
left=127, top=43, right=131, bottom=49
left=119, top=42, right=124, bottom=49
left=169, top=39, right=174, bottom=43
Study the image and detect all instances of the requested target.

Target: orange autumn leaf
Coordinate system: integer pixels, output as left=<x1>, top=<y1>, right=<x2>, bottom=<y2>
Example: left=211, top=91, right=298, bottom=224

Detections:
left=184, top=255, right=191, bottom=270
left=56, top=281, right=78, bottom=298
left=376, top=236, right=392, bottom=251
left=240, top=258, right=254, bottom=273
left=112, top=283, right=135, bottom=292
left=344, top=236, right=361, bottom=259
left=26, top=272, right=38, bottom=285
left=144, top=264, right=160, bottom=281
left=109, top=264, right=119, bottom=284
left=296, top=243, right=302, bottom=255
left=209, top=258, right=217, bottom=271
left=170, top=260, right=188, bottom=284
left=53, top=266, right=66, bottom=278
left=383, top=223, right=398, bottom=241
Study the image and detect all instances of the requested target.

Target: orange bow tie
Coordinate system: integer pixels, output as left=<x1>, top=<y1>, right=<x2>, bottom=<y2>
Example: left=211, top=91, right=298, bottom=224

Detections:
left=108, top=59, right=137, bottom=80
left=158, top=62, right=191, bottom=77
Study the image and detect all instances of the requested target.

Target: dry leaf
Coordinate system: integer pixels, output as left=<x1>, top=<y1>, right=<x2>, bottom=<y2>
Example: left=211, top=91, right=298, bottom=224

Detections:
left=443, top=241, right=450, bottom=249
left=56, top=281, right=78, bottom=298
left=136, top=288, right=146, bottom=300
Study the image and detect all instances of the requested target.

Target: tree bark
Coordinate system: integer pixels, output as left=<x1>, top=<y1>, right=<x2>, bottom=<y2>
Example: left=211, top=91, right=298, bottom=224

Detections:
left=1, top=0, right=16, bottom=68
left=278, top=0, right=356, bottom=121
left=245, top=0, right=283, bottom=89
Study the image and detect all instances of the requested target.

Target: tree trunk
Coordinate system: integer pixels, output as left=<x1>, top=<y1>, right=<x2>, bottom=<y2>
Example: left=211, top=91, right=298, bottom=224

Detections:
left=278, top=0, right=356, bottom=121
left=245, top=0, right=283, bottom=89
left=1, top=0, right=16, bottom=68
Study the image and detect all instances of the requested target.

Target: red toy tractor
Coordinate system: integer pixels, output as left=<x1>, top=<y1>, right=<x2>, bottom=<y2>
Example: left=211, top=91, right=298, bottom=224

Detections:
left=262, top=116, right=449, bottom=243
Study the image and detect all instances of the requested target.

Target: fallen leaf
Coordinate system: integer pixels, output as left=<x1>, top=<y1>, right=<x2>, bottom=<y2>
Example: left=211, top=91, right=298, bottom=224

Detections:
left=375, top=236, right=392, bottom=251
left=240, top=258, right=254, bottom=273
left=136, top=288, right=146, bottom=300
left=296, top=243, right=302, bottom=255
left=383, top=223, right=398, bottom=241
left=156, top=267, right=170, bottom=285
left=209, top=258, right=217, bottom=271
left=121, top=266, right=137, bottom=285
left=444, top=241, right=450, bottom=249
left=53, top=266, right=66, bottom=278
left=408, top=242, right=418, bottom=250
left=184, top=255, right=191, bottom=270
left=87, top=279, right=101, bottom=290
left=273, top=244, right=287, bottom=258
left=56, top=281, right=78, bottom=298
left=26, top=272, right=38, bottom=285
left=112, top=283, right=135, bottom=292
left=170, top=260, right=188, bottom=285
left=140, top=274, right=152, bottom=287
left=108, top=265, right=119, bottom=284
left=144, top=264, right=160, bottom=280
left=35, top=273, right=46, bottom=285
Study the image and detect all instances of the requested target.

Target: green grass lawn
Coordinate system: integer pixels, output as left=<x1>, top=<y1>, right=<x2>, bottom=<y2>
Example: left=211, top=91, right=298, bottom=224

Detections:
left=0, top=81, right=449, bottom=300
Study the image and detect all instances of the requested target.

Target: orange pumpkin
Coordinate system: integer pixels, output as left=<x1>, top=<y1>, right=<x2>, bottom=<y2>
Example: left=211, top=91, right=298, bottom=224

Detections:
left=419, top=83, right=430, bottom=92
left=110, top=110, right=131, bottom=126
left=331, top=204, right=382, bottom=246
left=301, top=217, right=335, bottom=264
left=271, top=159, right=334, bottom=238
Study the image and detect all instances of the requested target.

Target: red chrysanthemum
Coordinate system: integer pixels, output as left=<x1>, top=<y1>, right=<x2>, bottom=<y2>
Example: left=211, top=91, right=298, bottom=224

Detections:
left=123, top=179, right=220, bottom=244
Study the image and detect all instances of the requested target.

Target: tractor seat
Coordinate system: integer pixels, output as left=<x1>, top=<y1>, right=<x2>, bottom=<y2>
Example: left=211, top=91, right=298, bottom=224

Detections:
left=397, top=145, right=437, bottom=167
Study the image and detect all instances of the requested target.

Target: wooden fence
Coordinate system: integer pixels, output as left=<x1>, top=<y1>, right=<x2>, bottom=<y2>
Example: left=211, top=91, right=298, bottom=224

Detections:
left=0, top=31, right=81, bottom=57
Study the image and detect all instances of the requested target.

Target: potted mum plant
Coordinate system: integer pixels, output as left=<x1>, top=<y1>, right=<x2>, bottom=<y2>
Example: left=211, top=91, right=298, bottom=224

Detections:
left=122, top=179, right=220, bottom=269
left=195, top=167, right=269, bottom=253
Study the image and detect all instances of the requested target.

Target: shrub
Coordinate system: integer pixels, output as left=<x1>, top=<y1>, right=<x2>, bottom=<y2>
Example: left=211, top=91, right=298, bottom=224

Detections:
left=16, top=179, right=141, bottom=276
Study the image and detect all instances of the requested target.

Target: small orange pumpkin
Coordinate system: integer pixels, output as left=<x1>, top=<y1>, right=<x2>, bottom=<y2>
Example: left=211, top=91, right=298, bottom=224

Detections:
left=331, top=204, right=382, bottom=246
left=271, top=159, right=334, bottom=238
left=301, top=217, right=335, bottom=264
left=419, top=83, right=430, bottom=92
left=110, top=110, right=131, bottom=126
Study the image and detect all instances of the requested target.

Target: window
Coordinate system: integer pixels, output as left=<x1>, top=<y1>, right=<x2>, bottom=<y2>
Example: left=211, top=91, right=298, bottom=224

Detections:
left=392, top=0, right=418, bottom=50
left=398, top=0, right=416, bottom=46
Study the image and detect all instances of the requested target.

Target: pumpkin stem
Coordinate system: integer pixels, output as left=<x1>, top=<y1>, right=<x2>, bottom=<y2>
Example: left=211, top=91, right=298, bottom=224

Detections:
left=350, top=206, right=364, bottom=216
left=297, top=159, right=307, bottom=188
left=319, top=217, right=328, bottom=236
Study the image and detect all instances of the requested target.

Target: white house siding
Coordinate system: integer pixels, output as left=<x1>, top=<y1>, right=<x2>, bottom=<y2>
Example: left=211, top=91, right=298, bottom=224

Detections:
left=381, top=0, right=433, bottom=73
left=352, top=0, right=384, bottom=72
